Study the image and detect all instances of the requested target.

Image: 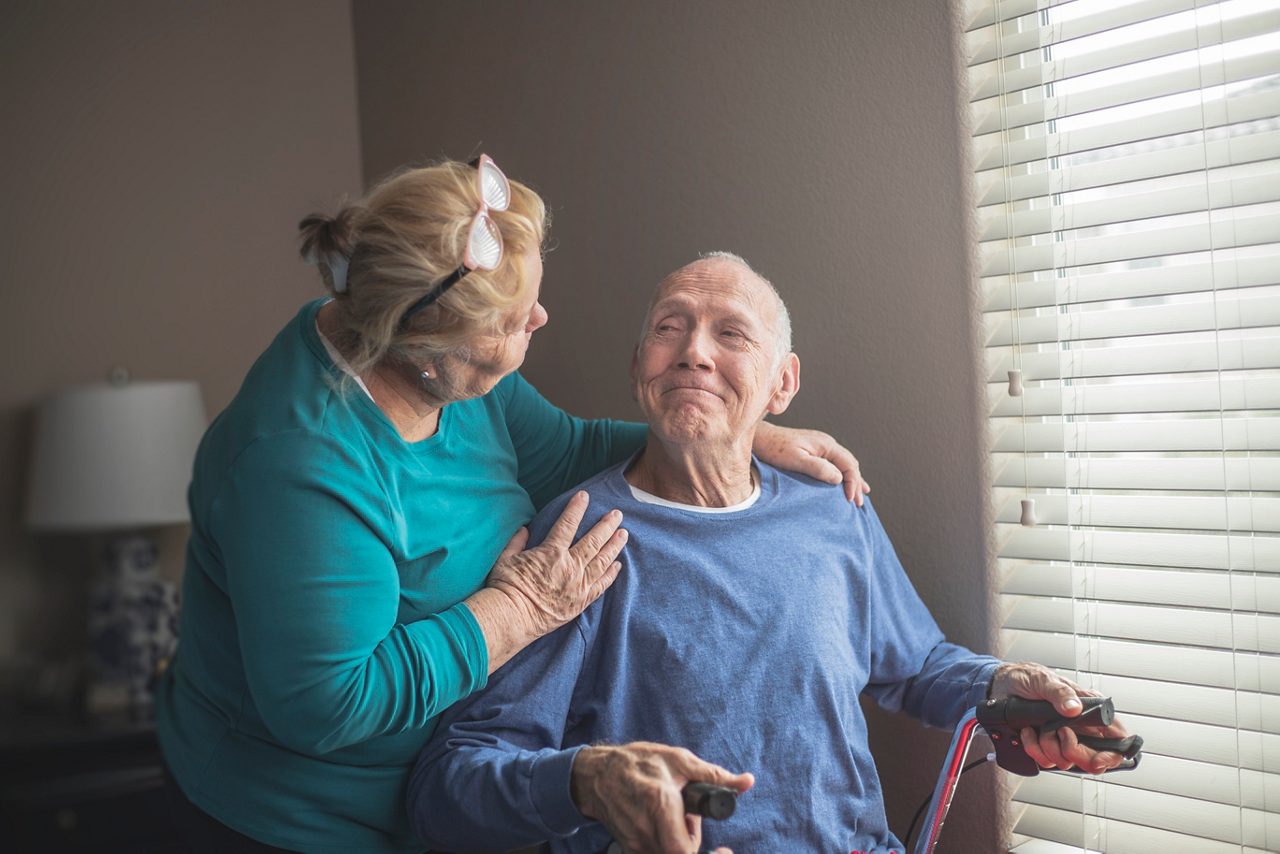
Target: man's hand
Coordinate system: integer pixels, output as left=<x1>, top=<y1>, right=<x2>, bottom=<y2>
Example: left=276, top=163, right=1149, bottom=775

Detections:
left=989, top=661, right=1131, bottom=775
left=571, top=742, right=753, bottom=854
left=753, top=422, right=871, bottom=505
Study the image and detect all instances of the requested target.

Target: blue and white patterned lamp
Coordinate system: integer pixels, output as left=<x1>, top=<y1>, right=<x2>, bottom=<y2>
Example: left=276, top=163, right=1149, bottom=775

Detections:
left=26, top=371, right=206, bottom=718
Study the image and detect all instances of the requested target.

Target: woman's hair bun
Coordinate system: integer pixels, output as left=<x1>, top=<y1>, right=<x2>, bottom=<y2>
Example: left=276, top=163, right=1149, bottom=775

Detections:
left=297, top=205, right=359, bottom=263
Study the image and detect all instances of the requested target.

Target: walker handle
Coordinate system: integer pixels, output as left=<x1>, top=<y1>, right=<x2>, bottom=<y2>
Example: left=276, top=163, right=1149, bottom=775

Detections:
left=976, top=696, right=1144, bottom=776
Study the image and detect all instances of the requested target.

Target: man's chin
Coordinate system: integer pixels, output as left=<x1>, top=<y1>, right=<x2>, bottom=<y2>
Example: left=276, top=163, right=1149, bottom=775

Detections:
left=651, top=412, right=724, bottom=445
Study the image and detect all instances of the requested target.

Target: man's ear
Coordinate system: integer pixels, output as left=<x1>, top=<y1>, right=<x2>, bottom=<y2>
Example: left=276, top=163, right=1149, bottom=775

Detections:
left=766, top=353, right=800, bottom=416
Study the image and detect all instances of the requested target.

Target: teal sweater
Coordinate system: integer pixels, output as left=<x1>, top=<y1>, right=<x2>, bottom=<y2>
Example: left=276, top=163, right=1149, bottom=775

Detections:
left=155, top=299, right=645, bottom=852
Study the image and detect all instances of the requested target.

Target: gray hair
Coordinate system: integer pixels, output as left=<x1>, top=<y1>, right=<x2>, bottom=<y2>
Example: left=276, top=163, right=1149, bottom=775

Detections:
left=639, top=251, right=793, bottom=368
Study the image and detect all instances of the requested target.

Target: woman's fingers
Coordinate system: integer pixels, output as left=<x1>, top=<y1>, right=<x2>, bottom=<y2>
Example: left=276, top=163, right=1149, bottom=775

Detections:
left=587, top=561, right=623, bottom=602
left=583, top=530, right=627, bottom=581
left=568, top=508, right=625, bottom=565
left=540, top=490, right=591, bottom=550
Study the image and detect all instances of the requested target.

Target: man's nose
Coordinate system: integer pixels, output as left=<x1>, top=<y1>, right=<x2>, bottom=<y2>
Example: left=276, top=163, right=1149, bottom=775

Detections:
left=677, top=328, right=714, bottom=370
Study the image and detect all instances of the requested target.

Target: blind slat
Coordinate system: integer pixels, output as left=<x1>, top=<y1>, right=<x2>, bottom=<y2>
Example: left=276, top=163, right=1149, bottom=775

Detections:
left=982, top=245, right=1280, bottom=311
left=987, top=377, right=1280, bottom=417
left=1001, top=595, right=1280, bottom=652
left=973, top=89, right=1280, bottom=172
left=1014, top=801, right=1273, bottom=854
left=967, top=0, right=1207, bottom=65
left=970, top=7, right=1280, bottom=100
left=973, top=48, right=1280, bottom=136
left=1013, top=777, right=1278, bottom=848
left=985, top=291, right=1280, bottom=346
left=987, top=335, right=1280, bottom=382
left=1069, top=750, right=1279, bottom=807
left=989, top=416, right=1280, bottom=452
left=964, top=0, right=1074, bottom=33
left=996, top=525, right=1280, bottom=572
left=976, top=129, right=1280, bottom=208
left=993, top=492, right=1280, bottom=533
left=1003, top=630, right=1277, bottom=692
left=1001, top=562, right=1280, bottom=613
left=979, top=164, right=1280, bottom=241
left=990, top=455, right=1280, bottom=491
left=1111, top=716, right=1279, bottom=773
left=980, top=206, right=1280, bottom=276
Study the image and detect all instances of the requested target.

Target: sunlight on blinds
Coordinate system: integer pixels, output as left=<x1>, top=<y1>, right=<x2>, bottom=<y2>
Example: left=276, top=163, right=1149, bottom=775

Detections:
left=965, top=0, right=1280, bottom=850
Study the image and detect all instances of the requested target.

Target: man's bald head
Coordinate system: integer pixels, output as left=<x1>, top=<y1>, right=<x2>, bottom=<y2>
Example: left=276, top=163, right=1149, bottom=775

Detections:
left=640, top=252, right=793, bottom=368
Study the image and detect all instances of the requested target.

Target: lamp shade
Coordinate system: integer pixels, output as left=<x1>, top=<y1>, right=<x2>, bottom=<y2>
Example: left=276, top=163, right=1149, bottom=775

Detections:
left=25, top=380, right=208, bottom=531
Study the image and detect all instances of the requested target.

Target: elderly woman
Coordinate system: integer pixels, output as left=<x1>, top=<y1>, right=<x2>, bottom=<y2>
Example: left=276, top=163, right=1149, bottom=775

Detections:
left=156, top=156, right=866, bottom=853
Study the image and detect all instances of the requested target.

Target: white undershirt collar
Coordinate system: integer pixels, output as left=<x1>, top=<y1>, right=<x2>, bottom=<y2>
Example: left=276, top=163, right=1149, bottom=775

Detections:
left=627, top=472, right=761, bottom=513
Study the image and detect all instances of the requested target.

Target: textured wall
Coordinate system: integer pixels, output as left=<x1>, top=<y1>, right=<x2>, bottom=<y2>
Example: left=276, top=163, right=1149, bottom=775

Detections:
left=0, top=1, right=361, bottom=675
left=354, top=0, right=1000, bottom=847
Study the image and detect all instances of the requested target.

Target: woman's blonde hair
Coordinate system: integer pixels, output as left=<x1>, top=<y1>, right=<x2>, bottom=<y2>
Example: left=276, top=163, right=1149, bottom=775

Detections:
left=297, top=158, right=546, bottom=386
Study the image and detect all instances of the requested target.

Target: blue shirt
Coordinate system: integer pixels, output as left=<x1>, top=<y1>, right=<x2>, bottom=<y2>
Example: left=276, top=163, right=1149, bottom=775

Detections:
left=156, top=299, right=645, bottom=852
left=410, top=459, right=1000, bottom=853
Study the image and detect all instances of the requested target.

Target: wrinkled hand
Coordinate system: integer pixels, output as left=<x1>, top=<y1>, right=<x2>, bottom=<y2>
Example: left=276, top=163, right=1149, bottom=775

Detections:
left=753, top=422, right=871, bottom=505
left=571, top=742, right=753, bottom=854
left=485, top=491, right=627, bottom=641
left=990, top=661, right=1131, bottom=775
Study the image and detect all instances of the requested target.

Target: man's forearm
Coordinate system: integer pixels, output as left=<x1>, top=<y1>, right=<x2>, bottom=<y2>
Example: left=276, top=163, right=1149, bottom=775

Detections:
left=410, top=744, right=587, bottom=851
left=899, top=643, right=1002, bottom=729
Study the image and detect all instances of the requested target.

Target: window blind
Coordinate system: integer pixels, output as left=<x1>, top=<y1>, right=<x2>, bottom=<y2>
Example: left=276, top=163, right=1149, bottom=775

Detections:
left=964, top=0, right=1280, bottom=851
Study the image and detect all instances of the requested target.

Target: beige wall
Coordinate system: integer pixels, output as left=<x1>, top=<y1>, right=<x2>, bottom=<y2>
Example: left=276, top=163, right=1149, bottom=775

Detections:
left=3, top=0, right=1002, bottom=846
left=0, top=2, right=361, bottom=664
left=354, top=0, right=1000, bottom=846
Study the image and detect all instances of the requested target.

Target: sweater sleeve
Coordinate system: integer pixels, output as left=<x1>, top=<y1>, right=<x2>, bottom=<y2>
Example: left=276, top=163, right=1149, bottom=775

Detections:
left=858, top=501, right=1001, bottom=730
left=212, top=431, right=489, bottom=756
left=498, top=372, right=646, bottom=510
left=408, top=491, right=599, bottom=850
left=407, top=610, right=593, bottom=850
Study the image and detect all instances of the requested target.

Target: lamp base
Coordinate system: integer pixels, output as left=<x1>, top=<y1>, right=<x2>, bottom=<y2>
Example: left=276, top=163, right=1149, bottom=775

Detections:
left=86, top=534, right=179, bottom=719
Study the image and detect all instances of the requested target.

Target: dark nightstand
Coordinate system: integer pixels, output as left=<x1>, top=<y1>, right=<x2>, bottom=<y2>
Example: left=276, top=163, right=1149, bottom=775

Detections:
left=0, top=713, right=183, bottom=852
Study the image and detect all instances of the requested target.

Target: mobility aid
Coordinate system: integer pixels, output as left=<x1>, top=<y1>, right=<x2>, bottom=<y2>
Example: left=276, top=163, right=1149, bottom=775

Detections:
left=606, top=696, right=1143, bottom=854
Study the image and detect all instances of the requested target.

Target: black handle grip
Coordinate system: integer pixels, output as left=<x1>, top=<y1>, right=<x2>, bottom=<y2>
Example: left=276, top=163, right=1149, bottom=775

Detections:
left=683, top=781, right=738, bottom=820
left=1002, top=695, right=1114, bottom=731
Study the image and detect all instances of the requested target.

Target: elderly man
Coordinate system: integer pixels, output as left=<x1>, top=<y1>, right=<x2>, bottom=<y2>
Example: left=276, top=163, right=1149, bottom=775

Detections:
left=409, top=254, right=1127, bottom=853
